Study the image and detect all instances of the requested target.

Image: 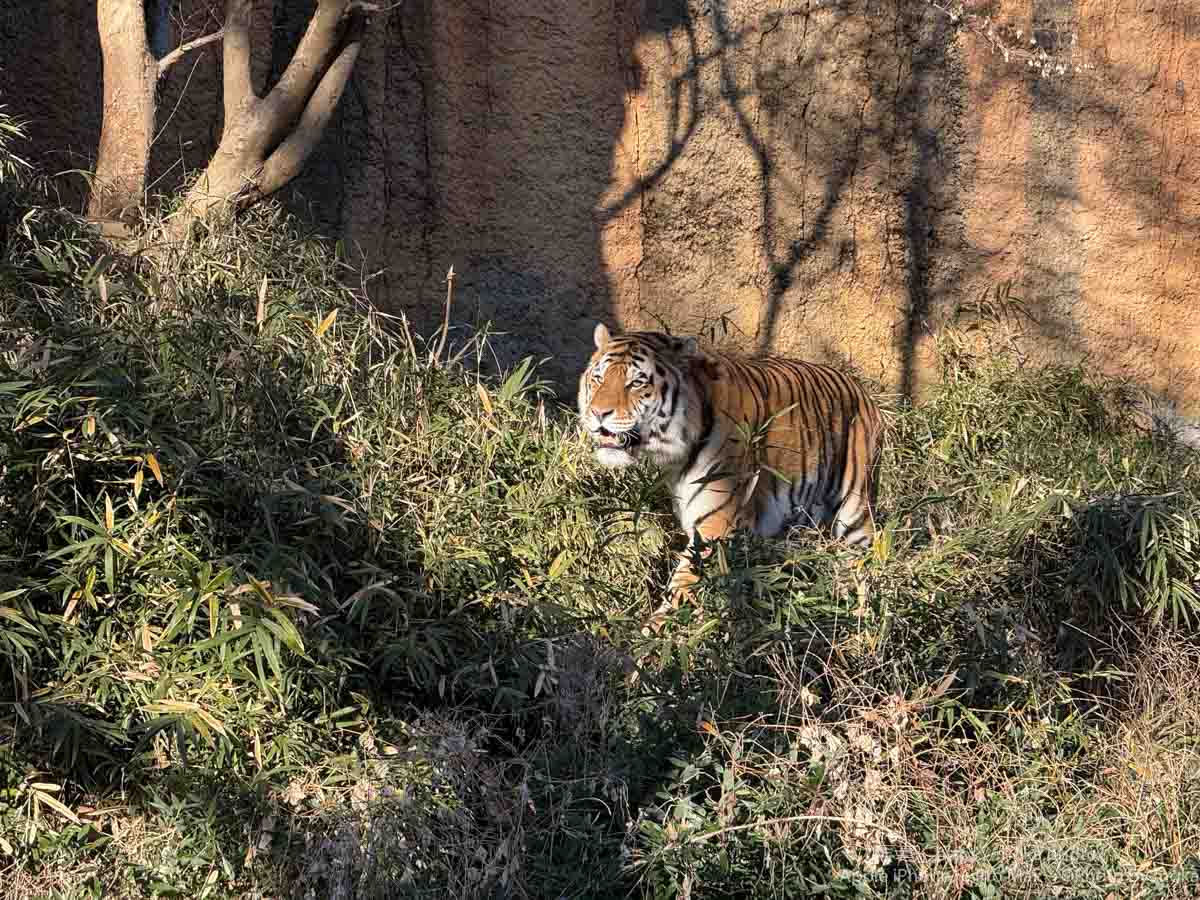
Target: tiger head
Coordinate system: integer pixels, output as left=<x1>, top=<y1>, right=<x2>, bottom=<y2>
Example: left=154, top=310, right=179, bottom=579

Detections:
left=577, top=323, right=702, bottom=468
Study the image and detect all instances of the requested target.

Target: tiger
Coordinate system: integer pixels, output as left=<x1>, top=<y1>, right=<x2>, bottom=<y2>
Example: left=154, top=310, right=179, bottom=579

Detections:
left=577, top=322, right=883, bottom=628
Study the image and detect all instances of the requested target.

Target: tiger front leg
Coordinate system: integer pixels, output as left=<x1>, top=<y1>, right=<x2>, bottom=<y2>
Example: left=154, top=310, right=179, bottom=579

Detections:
left=643, top=479, right=740, bottom=634
left=667, top=541, right=704, bottom=598
left=642, top=543, right=711, bottom=636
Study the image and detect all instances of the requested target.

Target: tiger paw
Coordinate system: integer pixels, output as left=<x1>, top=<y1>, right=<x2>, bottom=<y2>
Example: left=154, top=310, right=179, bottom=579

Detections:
left=640, top=597, right=704, bottom=637
left=640, top=603, right=673, bottom=637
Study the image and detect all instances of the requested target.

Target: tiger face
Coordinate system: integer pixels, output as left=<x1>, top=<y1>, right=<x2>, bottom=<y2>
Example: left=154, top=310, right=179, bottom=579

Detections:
left=577, top=323, right=698, bottom=468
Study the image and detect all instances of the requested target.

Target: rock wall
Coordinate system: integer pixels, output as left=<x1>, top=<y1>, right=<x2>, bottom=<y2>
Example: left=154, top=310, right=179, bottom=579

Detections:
left=1, top=0, right=1197, bottom=410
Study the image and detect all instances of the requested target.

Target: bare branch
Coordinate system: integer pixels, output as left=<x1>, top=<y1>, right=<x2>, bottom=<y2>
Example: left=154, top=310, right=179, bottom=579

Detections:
left=157, top=28, right=225, bottom=77
left=222, top=0, right=255, bottom=122
left=254, top=21, right=364, bottom=199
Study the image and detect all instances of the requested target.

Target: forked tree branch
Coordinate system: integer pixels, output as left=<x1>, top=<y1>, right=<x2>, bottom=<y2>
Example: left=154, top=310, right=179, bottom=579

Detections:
left=157, top=28, right=225, bottom=76
left=255, top=21, right=365, bottom=198
left=164, top=0, right=377, bottom=243
left=263, top=0, right=351, bottom=134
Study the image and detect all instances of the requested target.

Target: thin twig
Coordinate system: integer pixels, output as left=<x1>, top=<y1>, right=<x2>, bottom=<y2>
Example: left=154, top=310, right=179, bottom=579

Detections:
left=157, top=28, right=225, bottom=77
left=431, top=265, right=456, bottom=369
left=150, top=52, right=204, bottom=152
left=256, top=274, right=268, bottom=330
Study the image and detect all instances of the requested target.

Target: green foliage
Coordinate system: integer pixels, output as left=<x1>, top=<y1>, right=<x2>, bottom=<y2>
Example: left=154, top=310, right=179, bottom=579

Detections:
left=1, top=172, right=1198, bottom=898
left=0, top=105, right=32, bottom=189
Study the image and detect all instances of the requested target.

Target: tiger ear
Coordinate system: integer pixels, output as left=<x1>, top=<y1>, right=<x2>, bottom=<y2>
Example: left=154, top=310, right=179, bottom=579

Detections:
left=674, top=336, right=699, bottom=358
left=593, top=322, right=611, bottom=350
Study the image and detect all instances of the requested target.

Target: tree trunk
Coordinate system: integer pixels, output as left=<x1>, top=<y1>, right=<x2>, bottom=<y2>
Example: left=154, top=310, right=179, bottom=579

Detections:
left=165, top=0, right=369, bottom=245
left=85, top=0, right=371, bottom=243
left=88, top=0, right=158, bottom=223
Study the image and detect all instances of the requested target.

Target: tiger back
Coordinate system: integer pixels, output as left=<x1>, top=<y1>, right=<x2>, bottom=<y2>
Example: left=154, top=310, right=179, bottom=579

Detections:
left=578, top=323, right=883, bottom=619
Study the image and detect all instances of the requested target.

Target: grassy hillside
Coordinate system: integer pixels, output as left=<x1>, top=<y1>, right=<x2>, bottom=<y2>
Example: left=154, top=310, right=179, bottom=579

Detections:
left=2, top=113, right=1200, bottom=899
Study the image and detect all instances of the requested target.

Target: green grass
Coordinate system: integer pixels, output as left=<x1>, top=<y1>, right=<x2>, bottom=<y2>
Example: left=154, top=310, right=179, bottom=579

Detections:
left=2, top=110, right=1200, bottom=899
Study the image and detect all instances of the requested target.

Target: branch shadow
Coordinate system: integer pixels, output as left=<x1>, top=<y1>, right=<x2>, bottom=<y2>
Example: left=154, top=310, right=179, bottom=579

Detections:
left=596, top=0, right=970, bottom=397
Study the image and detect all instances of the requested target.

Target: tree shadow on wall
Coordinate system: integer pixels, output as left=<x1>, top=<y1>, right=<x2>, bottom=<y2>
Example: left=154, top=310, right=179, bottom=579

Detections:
left=589, top=0, right=981, bottom=398
left=240, top=0, right=1190, bottom=405
left=588, top=0, right=1194, bottom=402
left=290, top=0, right=1190, bottom=411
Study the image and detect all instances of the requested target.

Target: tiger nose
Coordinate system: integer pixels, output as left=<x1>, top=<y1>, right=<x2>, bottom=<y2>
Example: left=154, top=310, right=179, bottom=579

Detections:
left=592, top=407, right=614, bottom=422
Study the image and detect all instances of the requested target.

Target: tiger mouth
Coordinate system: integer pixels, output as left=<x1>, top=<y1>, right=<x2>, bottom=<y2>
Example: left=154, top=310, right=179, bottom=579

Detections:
left=593, top=428, right=642, bottom=451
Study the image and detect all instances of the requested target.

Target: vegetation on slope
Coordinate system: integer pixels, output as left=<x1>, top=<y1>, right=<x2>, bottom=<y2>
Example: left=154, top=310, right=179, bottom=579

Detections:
left=2, top=109, right=1200, bottom=899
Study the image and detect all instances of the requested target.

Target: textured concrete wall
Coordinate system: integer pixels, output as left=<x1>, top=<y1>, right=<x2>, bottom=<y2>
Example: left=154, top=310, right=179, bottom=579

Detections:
left=1, top=0, right=1197, bottom=410
left=0, top=0, right=102, bottom=203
